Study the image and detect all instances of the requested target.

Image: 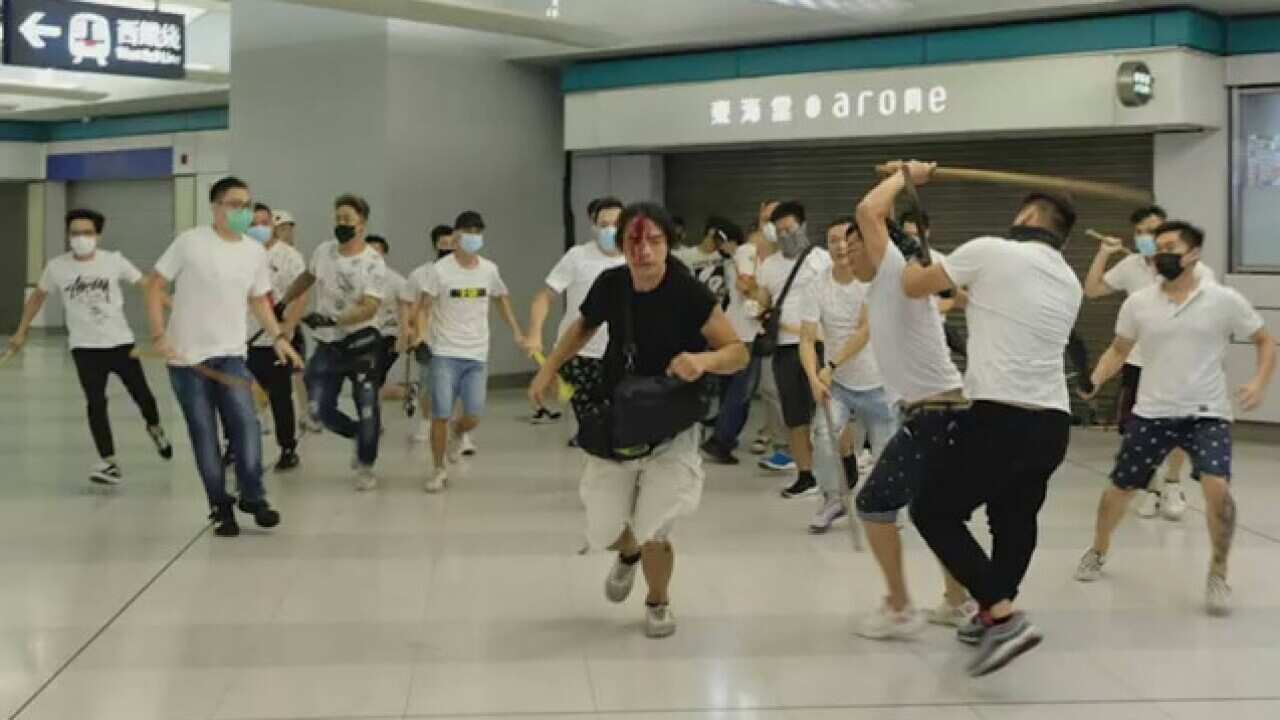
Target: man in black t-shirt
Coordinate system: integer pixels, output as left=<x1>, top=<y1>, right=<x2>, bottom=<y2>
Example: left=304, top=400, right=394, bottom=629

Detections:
left=529, top=202, right=748, bottom=640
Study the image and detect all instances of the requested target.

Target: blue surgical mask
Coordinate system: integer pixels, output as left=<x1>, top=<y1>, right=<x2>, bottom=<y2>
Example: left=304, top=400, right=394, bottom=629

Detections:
left=459, top=233, right=484, bottom=254
left=1134, top=233, right=1156, bottom=257
left=595, top=226, right=618, bottom=253
left=246, top=225, right=272, bottom=243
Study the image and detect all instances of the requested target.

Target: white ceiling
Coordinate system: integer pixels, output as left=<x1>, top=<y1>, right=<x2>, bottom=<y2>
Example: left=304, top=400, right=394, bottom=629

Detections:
left=2, top=0, right=1276, bottom=122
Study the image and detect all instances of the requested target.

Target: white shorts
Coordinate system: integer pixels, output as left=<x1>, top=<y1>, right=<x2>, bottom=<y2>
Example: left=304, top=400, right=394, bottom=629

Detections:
left=579, top=426, right=705, bottom=550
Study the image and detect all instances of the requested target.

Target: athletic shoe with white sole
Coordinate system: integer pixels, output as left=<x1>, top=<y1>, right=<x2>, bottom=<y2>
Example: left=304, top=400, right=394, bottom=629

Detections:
left=927, top=598, right=979, bottom=627
left=780, top=474, right=818, bottom=499
left=808, top=494, right=847, bottom=533
left=644, top=604, right=677, bottom=638
left=967, top=612, right=1043, bottom=677
left=759, top=450, right=797, bottom=472
left=1136, top=489, right=1161, bottom=518
left=90, top=461, right=122, bottom=485
left=957, top=613, right=985, bottom=646
left=855, top=601, right=926, bottom=640
left=749, top=434, right=770, bottom=455
left=424, top=468, right=447, bottom=493
left=1161, top=484, right=1187, bottom=521
left=147, top=425, right=173, bottom=460
left=604, top=554, right=640, bottom=603
left=1206, top=573, right=1232, bottom=616
left=1074, top=548, right=1106, bottom=582
left=460, top=432, right=477, bottom=456
left=354, top=467, right=378, bottom=492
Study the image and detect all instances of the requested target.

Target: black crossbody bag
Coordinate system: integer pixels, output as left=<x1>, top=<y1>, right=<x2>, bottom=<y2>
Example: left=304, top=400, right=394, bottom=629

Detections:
left=752, top=244, right=815, bottom=358
left=577, top=278, right=709, bottom=461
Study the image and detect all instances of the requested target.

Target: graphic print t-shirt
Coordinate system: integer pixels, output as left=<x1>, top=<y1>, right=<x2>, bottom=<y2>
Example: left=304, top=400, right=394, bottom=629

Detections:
left=420, top=254, right=509, bottom=362
left=307, top=240, right=387, bottom=344
left=39, top=251, right=142, bottom=350
left=673, top=245, right=731, bottom=310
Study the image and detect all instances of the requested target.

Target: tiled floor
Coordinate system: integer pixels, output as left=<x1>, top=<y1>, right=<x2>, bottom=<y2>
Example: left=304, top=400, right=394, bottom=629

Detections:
left=3, top=336, right=1279, bottom=720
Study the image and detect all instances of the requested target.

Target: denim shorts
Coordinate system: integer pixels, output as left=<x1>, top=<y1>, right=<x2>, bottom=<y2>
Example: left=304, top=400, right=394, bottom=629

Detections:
left=1111, top=415, right=1232, bottom=489
left=428, top=355, right=487, bottom=419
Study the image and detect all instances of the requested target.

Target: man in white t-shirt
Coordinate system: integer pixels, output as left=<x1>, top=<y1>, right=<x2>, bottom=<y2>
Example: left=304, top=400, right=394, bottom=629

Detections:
left=755, top=201, right=832, bottom=499
left=845, top=173, right=975, bottom=642
left=146, top=177, right=300, bottom=537
left=525, top=197, right=625, bottom=429
left=7, top=208, right=173, bottom=485
left=1075, top=221, right=1274, bottom=616
left=799, top=216, right=899, bottom=534
left=1084, top=205, right=1217, bottom=522
left=413, top=210, right=525, bottom=493
left=366, top=235, right=406, bottom=389
left=897, top=162, right=1083, bottom=676
left=243, top=202, right=307, bottom=472
left=400, top=225, right=456, bottom=439
left=271, top=210, right=317, bottom=433
left=280, top=193, right=388, bottom=491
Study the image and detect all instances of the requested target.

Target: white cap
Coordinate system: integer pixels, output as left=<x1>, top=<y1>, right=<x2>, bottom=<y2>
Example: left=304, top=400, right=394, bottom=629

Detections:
left=272, top=210, right=295, bottom=226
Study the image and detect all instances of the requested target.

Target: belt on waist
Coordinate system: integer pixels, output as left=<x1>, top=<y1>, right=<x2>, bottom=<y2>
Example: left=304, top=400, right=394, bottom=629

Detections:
left=902, top=398, right=971, bottom=417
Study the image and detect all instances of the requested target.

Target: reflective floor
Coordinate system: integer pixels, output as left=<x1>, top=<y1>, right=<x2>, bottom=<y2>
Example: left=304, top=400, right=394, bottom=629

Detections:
left=3, top=335, right=1279, bottom=720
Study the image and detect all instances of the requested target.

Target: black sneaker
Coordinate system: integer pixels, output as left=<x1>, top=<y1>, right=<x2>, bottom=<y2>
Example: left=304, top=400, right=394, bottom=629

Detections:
left=967, top=612, right=1043, bottom=677
left=274, top=448, right=300, bottom=472
left=237, top=497, right=281, bottom=528
left=529, top=407, right=562, bottom=425
left=210, top=500, right=240, bottom=537
left=780, top=474, right=818, bottom=499
left=700, top=440, right=739, bottom=465
left=147, top=425, right=173, bottom=460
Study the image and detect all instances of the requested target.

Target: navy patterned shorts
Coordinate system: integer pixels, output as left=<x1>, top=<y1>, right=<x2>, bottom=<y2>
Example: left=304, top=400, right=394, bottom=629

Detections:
left=1110, top=416, right=1233, bottom=490
left=855, top=405, right=969, bottom=523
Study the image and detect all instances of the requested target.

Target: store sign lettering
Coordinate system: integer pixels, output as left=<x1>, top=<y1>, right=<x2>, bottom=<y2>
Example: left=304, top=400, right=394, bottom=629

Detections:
left=710, top=86, right=948, bottom=128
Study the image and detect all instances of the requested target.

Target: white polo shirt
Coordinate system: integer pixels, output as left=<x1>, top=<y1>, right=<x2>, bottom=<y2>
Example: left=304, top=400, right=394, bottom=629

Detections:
left=942, top=236, right=1083, bottom=413
left=1117, top=281, right=1264, bottom=421
left=1103, top=253, right=1216, bottom=367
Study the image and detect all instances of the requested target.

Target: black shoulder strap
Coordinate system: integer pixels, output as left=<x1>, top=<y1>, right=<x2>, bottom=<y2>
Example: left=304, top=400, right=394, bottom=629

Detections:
left=774, top=244, right=815, bottom=314
left=621, top=270, right=637, bottom=373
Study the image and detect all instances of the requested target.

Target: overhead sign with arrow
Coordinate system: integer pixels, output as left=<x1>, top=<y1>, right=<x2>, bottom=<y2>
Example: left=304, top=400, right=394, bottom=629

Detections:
left=3, top=0, right=186, bottom=80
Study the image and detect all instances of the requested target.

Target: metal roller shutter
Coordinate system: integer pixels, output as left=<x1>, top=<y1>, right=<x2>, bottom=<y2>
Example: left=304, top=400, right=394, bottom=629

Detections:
left=664, top=134, right=1154, bottom=423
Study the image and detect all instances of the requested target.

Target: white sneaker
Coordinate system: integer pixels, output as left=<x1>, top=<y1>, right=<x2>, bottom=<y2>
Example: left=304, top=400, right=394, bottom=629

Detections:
left=808, top=494, right=848, bottom=534
left=459, top=432, right=477, bottom=456
left=927, top=597, right=979, bottom=627
left=1074, top=548, right=1106, bottom=582
left=1161, top=484, right=1187, bottom=521
left=604, top=554, right=639, bottom=603
left=354, top=468, right=378, bottom=492
left=1136, top=490, right=1161, bottom=519
left=424, top=468, right=447, bottom=493
left=855, top=601, right=926, bottom=640
left=90, top=461, right=122, bottom=485
left=644, top=604, right=677, bottom=638
left=1206, top=573, right=1231, bottom=616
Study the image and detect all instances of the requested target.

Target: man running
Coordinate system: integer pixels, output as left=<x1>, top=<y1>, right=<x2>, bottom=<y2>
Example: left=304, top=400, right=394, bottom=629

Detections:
left=1075, top=220, right=1274, bottom=615
left=8, top=209, right=173, bottom=485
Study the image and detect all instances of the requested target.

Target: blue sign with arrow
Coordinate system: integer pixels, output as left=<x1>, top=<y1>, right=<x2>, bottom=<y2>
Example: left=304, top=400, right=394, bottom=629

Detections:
left=3, top=0, right=186, bottom=80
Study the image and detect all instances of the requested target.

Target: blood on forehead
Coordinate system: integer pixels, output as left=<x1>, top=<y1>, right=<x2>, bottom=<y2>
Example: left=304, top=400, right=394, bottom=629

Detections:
left=624, top=215, right=660, bottom=242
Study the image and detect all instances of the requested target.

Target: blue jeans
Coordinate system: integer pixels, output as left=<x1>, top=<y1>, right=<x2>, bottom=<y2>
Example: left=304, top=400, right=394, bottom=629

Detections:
left=709, top=354, right=762, bottom=451
left=812, top=383, right=898, bottom=497
left=305, top=341, right=381, bottom=467
left=169, top=357, right=264, bottom=509
left=429, top=355, right=487, bottom=419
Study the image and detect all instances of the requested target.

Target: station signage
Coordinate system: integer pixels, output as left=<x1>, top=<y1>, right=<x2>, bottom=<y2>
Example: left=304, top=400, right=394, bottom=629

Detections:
left=3, top=0, right=186, bottom=80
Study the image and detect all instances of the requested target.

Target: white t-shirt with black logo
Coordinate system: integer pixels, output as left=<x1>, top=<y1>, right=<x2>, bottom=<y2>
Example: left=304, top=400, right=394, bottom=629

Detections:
left=154, top=226, right=271, bottom=365
left=421, top=254, right=509, bottom=362
left=39, top=251, right=142, bottom=350
left=248, top=241, right=306, bottom=347
left=307, top=240, right=386, bottom=344
left=941, top=236, right=1083, bottom=413
left=866, top=243, right=964, bottom=405
left=1117, top=282, right=1263, bottom=421
left=758, top=247, right=832, bottom=346
left=545, top=242, right=625, bottom=359
left=800, top=270, right=883, bottom=391
left=1103, top=253, right=1216, bottom=368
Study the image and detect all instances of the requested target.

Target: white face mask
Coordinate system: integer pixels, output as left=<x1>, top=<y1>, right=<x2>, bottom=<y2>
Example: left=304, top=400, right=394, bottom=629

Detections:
left=762, top=222, right=778, bottom=244
left=70, top=234, right=98, bottom=257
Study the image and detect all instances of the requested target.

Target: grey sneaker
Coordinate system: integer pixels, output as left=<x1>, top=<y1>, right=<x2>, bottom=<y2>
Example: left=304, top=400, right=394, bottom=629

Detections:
left=957, top=613, right=985, bottom=646
left=1074, top=549, right=1105, bottom=582
left=644, top=603, right=676, bottom=638
left=1206, top=573, right=1232, bottom=616
left=808, top=494, right=848, bottom=534
left=605, top=554, right=639, bottom=603
left=967, top=612, right=1043, bottom=677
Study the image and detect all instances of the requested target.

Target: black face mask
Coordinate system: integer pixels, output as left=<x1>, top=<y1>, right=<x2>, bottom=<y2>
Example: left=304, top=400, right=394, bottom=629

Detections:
left=1153, top=252, right=1186, bottom=281
left=1008, top=225, right=1066, bottom=249
left=335, top=224, right=357, bottom=243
